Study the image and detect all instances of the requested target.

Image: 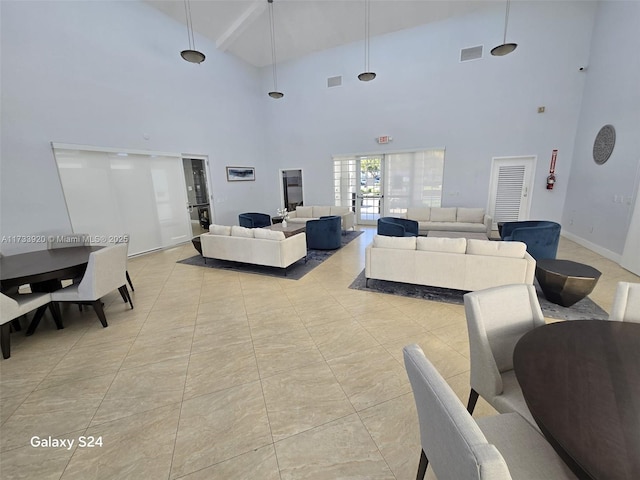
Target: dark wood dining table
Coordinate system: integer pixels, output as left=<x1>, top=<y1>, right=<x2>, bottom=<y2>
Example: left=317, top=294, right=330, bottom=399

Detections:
left=514, top=320, right=640, bottom=480
left=0, top=246, right=102, bottom=334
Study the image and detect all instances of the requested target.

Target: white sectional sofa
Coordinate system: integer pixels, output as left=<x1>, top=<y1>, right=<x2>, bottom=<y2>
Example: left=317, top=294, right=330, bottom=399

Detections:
left=365, top=235, right=535, bottom=291
left=404, top=207, right=492, bottom=237
left=200, top=225, right=307, bottom=270
left=287, top=206, right=355, bottom=231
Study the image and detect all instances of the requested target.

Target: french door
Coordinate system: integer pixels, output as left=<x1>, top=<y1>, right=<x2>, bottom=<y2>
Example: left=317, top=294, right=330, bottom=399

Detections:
left=357, top=156, right=383, bottom=225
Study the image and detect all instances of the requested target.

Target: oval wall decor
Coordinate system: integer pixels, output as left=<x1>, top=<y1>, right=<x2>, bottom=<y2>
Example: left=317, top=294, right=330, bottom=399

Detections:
left=593, top=124, right=616, bottom=165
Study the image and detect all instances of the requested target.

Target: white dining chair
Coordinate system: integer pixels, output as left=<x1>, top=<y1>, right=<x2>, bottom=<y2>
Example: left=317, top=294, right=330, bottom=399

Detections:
left=51, top=243, right=133, bottom=328
left=609, top=282, right=640, bottom=323
left=1, top=292, right=58, bottom=359
left=403, top=344, right=576, bottom=480
left=463, top=284, right=544, bottom=429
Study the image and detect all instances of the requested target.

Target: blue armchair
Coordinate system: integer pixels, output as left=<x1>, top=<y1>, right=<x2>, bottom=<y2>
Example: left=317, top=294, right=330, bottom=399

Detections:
left=238, top=212, right=272, bottom=228
left=306, top=216, right=342, bottom=250
left=500, top=220, right=561, bottom=260
left=377, top=217, right=419, bottom=237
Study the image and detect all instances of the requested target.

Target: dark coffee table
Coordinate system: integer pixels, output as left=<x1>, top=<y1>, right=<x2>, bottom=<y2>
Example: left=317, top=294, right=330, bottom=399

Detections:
left=535, top=259, right=601, bottom=307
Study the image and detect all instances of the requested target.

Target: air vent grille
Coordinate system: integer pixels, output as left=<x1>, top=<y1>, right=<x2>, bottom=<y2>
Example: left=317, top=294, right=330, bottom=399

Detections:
left=460, top=45, right=483, bottom=62
left=327, top=76, right=342, bottom=88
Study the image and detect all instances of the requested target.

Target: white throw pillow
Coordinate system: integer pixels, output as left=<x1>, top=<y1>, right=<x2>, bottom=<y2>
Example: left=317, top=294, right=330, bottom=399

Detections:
left=372, top=235, right=417, bottom=250
left=430, top=207, right=457, bottom=222
left=466, top=239, right=526, bottom=258
left=209, top=224, right=231, bottom=236
left=407, top=207, right=431, bottom=221
left=313, top=206, right=331, bottom=217
left=457, top=208, right=485, bottom=223
left=296, top=206, right=313, bottom=217
left=231, top=225, right=255, bottom=238
left=253, top=229, right=286, bottom=240
left=416, top=237, right=467, bottom=253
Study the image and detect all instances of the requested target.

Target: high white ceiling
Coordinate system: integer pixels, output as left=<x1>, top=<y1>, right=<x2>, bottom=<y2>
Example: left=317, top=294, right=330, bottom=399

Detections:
left=145, top=0, right=497, bottom=67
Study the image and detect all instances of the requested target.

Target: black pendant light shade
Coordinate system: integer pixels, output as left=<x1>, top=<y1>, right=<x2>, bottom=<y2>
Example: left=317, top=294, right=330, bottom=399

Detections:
left=358, top=0, right=376, bottom=81
left=267, top=0, right=284, bottom=99
left=491, top=0, right=517, bottom=57
left=181, top=0, right=205, bottom=63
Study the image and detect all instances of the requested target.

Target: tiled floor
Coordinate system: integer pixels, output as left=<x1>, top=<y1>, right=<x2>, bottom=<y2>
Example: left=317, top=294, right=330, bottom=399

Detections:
left=1, top=227, right=638, bottom=479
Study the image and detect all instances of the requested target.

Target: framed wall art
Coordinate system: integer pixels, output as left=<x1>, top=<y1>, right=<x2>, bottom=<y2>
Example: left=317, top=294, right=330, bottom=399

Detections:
left=226, top=166, right=255, bottom=182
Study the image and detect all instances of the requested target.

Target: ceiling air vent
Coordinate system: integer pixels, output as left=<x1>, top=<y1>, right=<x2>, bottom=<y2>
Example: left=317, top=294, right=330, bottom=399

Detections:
left=327, top=76, right=342, bottom=88
left=460, top=45, right=483, bottom=62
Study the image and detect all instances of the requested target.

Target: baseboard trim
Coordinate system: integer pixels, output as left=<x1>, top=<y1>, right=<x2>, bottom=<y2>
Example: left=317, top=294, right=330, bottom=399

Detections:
left=560, top=231, right=621, bottom=264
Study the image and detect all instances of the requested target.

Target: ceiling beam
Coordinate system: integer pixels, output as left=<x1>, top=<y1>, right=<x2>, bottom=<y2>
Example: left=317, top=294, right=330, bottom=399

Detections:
left=216, top=1, right=266, bottom=52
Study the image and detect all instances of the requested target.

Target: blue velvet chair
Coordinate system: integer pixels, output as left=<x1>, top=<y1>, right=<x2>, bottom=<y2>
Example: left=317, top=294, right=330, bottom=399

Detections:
left=377, top=217, right=419, bottom=237
left=500, top=220, right=561, bottom=260
left=306, top=216, right=342, bottom=250
left=238, top=212, right=272, bottom=228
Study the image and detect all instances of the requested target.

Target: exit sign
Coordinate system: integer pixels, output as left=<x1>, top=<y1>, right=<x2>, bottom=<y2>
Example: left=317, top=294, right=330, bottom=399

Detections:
left=377, top=136, right=391, bottom=144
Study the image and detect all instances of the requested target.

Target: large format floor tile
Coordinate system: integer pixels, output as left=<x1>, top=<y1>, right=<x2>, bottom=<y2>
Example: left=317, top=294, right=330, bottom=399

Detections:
left=0, top=231, right=635, bottom=479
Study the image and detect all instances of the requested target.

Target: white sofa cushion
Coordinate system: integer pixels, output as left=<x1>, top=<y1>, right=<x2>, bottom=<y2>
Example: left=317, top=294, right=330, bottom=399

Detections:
left=431, top=207, right=457, bottom=222
left=457, top=208, right=485, bottom=223
left=373, top=235, right=416, bottom=250
left=296, top=206, right=313, bottom=217
left=253, top=229, right=286, bottom=240
left=467, top=239, right=526, bottom=258
left=209, top=224, right=231, bottom=236
left=330, top=206, right=349, bottom=215
left=407, top=207, right=431, bottom=221
left=231, top=225, right=254, bottom=238
left=417, top=237, right=467, bottom=253
left=313, top=206, right=332, bottom=217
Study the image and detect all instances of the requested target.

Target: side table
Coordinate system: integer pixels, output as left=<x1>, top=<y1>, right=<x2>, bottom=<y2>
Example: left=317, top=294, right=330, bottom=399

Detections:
left=272, top=216, right=284, bottom=224
left=535, top=259, right=601, bottom=307
left=191, top=236, right=202, bottom=255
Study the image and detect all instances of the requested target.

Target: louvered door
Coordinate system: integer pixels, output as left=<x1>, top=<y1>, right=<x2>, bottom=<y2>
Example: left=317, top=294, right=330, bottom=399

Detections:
left=487, top=156, right=536, bottom=230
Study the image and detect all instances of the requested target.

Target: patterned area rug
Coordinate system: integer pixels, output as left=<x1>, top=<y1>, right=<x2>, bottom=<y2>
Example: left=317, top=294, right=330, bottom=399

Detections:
left=177, top=231, right=363, bottom=280
left=349, top=270, right=608, bottom=321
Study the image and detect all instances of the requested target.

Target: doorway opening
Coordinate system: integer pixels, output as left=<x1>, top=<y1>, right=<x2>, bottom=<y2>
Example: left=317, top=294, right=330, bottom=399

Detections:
left=182, top=157, right=211, bottom=237
left=280, top=169, right=304, bottom=211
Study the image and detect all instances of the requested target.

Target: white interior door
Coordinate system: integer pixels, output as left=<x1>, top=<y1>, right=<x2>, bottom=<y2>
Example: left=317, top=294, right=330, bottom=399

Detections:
left=487, top=156, right=536, bottom=229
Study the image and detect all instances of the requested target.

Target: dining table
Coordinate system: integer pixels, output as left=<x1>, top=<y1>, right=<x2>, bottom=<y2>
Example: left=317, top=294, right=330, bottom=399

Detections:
left=0, top=246, right=102, bottom=334
left=513, top=320, right=640, bottom=480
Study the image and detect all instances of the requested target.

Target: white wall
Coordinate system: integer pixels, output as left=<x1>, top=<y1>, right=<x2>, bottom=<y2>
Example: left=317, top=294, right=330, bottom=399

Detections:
left=562, top=0, right=640, bottom=258
left=0, top=1, right=274, bottom=253
left=262, top=1, right=596, bottom=221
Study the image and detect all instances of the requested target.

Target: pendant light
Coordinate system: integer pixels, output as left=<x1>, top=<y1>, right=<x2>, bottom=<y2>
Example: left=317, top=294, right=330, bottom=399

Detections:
left=180, top=0, right=205, bottom=64
left=358, top=0, right=376, bottom=81
left=267, top=0, right=284, bottom=99
left=491, top=0, right=517, bottom=56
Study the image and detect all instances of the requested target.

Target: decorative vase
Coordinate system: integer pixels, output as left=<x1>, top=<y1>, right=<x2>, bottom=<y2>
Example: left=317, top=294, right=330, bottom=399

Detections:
left=282, top=219, right=287, bottom=227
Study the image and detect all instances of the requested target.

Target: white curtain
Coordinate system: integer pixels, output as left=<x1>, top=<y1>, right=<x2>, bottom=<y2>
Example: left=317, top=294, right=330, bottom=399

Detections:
left=53, top=145, right=191, bottom=255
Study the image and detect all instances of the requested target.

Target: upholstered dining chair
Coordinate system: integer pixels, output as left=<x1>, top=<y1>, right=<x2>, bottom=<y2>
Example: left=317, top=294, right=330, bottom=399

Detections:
left=609, top=281, right=640, bottom=323
left=51, top=243, right=133, bottom=329
left=1, top=292, right=59, bottom=359
left=403, top=344, right=577, bottom=480
left=238, top=212, right=272, bottom=228
left=377, top=217, right=419, bottom=237
left=463, top=284, right=544, bottom=429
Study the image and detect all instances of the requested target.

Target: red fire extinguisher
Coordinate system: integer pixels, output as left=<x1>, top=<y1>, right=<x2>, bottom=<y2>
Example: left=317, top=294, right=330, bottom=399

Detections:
left=547, top=150, right=557, bottom=190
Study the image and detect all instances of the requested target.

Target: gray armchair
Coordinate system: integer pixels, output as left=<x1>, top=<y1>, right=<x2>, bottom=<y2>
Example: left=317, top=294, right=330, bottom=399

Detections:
left=403, top=344, right=577, bottom=480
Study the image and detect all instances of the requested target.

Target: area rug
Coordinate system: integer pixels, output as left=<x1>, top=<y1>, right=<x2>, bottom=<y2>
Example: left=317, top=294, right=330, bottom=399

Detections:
left=177, top=231, right=363, bottom=280
left=348, top=270, right=608, bottom=321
